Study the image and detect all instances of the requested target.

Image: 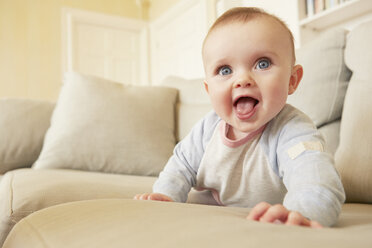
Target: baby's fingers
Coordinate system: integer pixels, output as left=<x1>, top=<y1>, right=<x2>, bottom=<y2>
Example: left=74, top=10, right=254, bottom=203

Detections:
left=133, top=193, right=150, bottom=200
left=247, top=202, right=271, bottom=221
left=258, top=204, right=289, bottom=223
left=148, top=193, right=173, bottom=202
left=309, top=220, right=323, bottom=229
left=286, top=211, right=307, bottom=226
left=286, top=212, right=323, bottom=228
left=134, top=193, right=173, bottom=202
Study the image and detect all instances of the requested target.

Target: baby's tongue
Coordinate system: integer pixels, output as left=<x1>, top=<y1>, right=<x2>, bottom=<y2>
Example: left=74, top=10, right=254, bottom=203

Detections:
left=236, top=97, right=255, bottom=114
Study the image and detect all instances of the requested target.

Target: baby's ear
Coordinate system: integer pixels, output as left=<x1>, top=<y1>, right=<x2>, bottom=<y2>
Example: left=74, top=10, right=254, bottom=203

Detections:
left=204, top=80, right=209, bottom=93
left=288, top=64, right=303, bottom=95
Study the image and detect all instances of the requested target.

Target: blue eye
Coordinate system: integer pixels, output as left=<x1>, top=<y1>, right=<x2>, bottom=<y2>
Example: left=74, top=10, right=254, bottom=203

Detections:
left=256, top=59, right=271, bottom=69
left=218, top=66, right=232, bottom=76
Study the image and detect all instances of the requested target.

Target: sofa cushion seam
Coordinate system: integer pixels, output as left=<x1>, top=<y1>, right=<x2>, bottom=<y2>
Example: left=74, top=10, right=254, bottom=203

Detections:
left=9, top=173, right=14, bottom=217
left=23, top=218, right=49, bottom=248
left=327, top=33, right=346, bottom=123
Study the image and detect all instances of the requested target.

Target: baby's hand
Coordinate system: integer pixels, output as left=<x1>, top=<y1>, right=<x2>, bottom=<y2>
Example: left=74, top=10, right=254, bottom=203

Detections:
left=247, top=202, right=323, bottom=228
left=133, top=193, right=173, bottom=202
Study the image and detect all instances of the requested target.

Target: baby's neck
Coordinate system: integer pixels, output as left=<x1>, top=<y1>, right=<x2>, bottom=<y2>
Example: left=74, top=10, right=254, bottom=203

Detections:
left=225, top=123, right=266, bottom=141
left=221, top=122, right=266, bottom=147
left=227, top=127, right=246, bottom=141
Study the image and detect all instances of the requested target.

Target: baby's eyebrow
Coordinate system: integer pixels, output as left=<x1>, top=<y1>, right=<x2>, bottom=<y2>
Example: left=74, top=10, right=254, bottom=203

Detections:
left=212, top=58, right=229, bottom=65
left=250, top=50, right=278, bottom=59
left=207, top=59, right=229, bottom=70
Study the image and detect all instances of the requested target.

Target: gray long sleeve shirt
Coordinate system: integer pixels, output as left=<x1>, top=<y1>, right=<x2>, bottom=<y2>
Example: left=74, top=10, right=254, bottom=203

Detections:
left=153, top=104, right=345, bottom=226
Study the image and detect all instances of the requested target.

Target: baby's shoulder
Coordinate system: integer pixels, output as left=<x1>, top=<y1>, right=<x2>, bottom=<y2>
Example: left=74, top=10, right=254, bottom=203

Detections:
left=266, top=104, right=316, bottom=136
left=183, top=110, right=221, bottom=146
left=261, top=104, right=323, bottom=149
left=203, top=110, right=221, bottom=125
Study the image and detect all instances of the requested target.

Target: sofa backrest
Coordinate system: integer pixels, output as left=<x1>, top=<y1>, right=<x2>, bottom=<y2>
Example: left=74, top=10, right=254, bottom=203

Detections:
left=335, top=20, right=372, bottom=203
left=161, top=76, right=212, bottom=142
left=288, top=27, right=351, bottom=154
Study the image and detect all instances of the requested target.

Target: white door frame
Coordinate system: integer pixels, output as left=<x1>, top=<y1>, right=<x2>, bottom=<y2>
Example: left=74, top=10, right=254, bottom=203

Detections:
left=149, top=0, right=217, bottom=84
left=61, top=7, right=149, bottom=85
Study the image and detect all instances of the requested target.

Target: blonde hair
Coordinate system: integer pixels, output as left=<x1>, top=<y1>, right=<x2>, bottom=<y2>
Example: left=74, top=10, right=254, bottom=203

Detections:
left=203, top=7, right=296, bottom=62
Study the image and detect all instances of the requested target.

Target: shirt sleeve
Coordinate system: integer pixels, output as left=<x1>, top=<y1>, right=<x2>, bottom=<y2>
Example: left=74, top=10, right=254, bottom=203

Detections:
left=152, top=111, right=220, bottom=202
left=274, top=106, right=345, bottom=227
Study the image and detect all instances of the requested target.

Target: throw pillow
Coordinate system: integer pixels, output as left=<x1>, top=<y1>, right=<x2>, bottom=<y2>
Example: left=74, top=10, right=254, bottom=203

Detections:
left=33, top=72, right=177, bottom=176
left=335, top=20, right=372, bottom=203
left=287, top=27, right=351, bottom=127
left=0, top=99, right=54, bottom=174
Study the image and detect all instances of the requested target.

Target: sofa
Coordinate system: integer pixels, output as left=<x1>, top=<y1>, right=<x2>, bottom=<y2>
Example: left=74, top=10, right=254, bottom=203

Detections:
left=0, top=20, right=372, bottom=248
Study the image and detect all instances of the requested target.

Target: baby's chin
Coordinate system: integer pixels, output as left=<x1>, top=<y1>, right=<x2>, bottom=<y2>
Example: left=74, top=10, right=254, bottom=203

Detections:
left=221, top=111, right=264, bottom=131
left=232, top=116, right=270, bottom=133
left=234, top=126, right=260, bottom=135
left=231, top=121, right=260, bottom=134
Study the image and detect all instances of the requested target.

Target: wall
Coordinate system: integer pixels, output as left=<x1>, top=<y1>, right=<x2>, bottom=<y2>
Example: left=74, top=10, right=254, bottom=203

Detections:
left=0, top=0, right=304, bottom=100
left=150, top=0, right=213, bottom=84
left=0, top=0, right=144, bottom=100
left=148, top=0, right=180, bottom=20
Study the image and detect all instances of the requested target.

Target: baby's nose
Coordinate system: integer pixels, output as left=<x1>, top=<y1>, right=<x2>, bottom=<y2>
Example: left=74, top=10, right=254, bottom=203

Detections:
left=234, top=75, right=254, bottom=88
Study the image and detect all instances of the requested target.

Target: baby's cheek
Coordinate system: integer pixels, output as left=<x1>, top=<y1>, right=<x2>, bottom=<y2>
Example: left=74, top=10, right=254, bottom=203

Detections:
left=269, top=87, right=288, bottom=105
left=211, top=91, right=231, bottom=109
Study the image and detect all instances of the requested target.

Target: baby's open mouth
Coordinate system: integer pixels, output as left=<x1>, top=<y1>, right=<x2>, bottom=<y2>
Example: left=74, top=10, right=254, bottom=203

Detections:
left=234, top=96, right=259, bottom=115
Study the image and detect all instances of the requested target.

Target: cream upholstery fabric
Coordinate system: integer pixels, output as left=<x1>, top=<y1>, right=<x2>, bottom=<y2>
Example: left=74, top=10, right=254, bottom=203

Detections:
left=318, top=121, right=340, bottom=154
left=335, top=21, right=372, bottom=203
left=161, top=76, right=212, bottom=141
left=0, top=168, right=217, bottom=246
left=4, top=199, right=372, bottom=248
left=33, top=72, right=177, bottom=176
left=288, top=27, right=351, bottom=127
left=0, top=168, right=156, bottom=246
left=0, top=99, right=54, bottom=174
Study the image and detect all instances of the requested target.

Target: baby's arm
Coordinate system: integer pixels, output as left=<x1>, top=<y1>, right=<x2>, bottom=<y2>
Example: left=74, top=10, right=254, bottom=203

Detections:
left=274, top=110, right=345, bottom=227
left=134, top=111, right=220, bottom=203
left=247, top=202, right=322, bottom=228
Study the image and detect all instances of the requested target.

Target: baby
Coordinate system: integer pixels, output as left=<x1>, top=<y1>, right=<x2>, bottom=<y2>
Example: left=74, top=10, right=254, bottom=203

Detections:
left=135, top=7, right=345, bottom=228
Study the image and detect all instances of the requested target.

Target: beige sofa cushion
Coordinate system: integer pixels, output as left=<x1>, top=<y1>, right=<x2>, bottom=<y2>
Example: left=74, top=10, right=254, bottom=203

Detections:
left=287, top=27, right=351, bottom=127
left=0, top=99, right=54, bottom=174
left=4, top=199, right=372, bottom=248
left=0, top=168, right=157, bottom=246
left=33, top=72, right=177, bottom=176
left=161, top=76, right=212, bottom=141
left=335, top=21, right=372, bottom=203
left=318, top=121, right=341, bottom=154
left=0, top=168, right=218, bottom=246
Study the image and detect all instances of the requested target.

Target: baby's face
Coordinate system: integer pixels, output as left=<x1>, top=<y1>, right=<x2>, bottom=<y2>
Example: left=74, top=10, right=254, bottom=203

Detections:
left=203, top=17, right=299, bottom=138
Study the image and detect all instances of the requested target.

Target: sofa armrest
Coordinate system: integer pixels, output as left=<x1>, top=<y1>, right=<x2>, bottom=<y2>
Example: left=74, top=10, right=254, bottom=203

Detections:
left=4, top=199, right=372, bottom=248
left=0, top=168, right=157, bottom=246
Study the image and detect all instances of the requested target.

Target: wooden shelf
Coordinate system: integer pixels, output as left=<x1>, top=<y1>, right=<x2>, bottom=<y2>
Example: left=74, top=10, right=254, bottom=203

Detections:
left=300, top=0, right=372, bottom=30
